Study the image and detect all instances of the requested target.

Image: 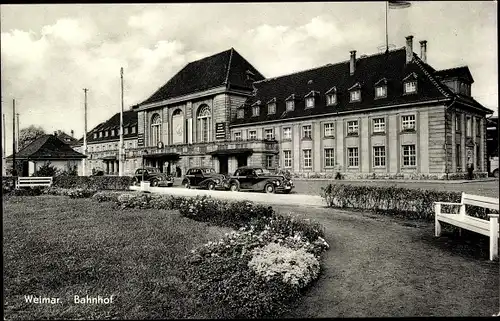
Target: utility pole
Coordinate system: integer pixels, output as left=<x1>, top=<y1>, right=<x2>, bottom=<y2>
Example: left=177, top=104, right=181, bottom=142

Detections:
left=83, top=88, right=88, bottom=176
left=12, top=99, right=17, bottom=176
left=16, top=113, right=20, bottom=152
left=2, top=113, right=6, bottom=176
left=119, top=67, right=124, bottom=177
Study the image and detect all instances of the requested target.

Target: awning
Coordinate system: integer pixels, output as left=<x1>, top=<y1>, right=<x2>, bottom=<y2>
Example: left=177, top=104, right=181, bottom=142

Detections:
left=208, top=148, right=253, bottom=156
left=143, top=152, right=180, bottom=160
left=101, top=155, right=117, bottom=160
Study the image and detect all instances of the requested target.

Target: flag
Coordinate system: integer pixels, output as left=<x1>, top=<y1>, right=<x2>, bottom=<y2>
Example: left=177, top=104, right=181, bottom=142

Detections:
left=388, top=0, right=411, bottom=9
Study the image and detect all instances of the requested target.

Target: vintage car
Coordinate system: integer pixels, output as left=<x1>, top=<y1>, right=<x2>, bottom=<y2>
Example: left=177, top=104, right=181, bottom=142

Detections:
left=132, top=167, right=174, bottom=187
left=181, top=167, right=228, bottom=190
left=227, top=166, right=294, bottom=193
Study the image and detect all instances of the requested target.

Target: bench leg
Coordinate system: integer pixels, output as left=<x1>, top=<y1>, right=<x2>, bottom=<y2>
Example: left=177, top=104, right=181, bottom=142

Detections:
left=435, top=219, right=442, bottom=237
left=489, top=215, right=499, bottom=261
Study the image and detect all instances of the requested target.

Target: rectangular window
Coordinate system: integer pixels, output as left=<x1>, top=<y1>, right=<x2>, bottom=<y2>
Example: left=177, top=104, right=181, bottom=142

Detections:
left=324, top=123, right=335, bottom=137
left=404, top=81, right=417, bottom=94
left=475, top=117, right=480, bottom=137
left=350, top=90, right=361, bottom=102
left=99, top=132, right=103, bottom=138
left=282, top=127, right=292, bottom=140
left=266, top=155, right=274, bottom=168
left=466, top=116, right=472, bottom=137
left=284, top=150, right=292, bottom=168
left=375, top=86, right=387, bottom=98
left=104, top=131, right=109, bottom=137
left=234, top=132, right=242, bottom=141
left=265, top=129, right=274, bottom=140
left=305, top=97, right=315, bottom=108
left=455, top=114, right=461, bottom=132
left=348, top=147, right=359, bottom=167
left=132, top=126, right=136, bottom=134
left=326, top=94, right=337, bottom=106
left=401, top=115, right=416, bottom=131
left=93, top=133, right=97, bottom=139
left=347, top=120, right=359, bottom=135
left=324, top=148, right=335, bottom=167
left=111, top=129, right=115, bottom=136
left=456, top=144, right=461, bottom=170
left=286, top=100, right=294, bottom=111
left=124, top=127, right=129, bottom=135
left=402, top=144, right=417, bottom=167
left=237, top=109, right=244, bottom=119
left=373, top=118, right=385, bottom=133
left=373, top=146, right=386, bottom=167
left=302, top=125, right=312, bottom=139
left=252, top=106, right=260, bottom=117
left=268, top=103, right=276, bottom=115
left=249, top=130, right=257, bottom=140
left=303, top=149, right=312, bottom=168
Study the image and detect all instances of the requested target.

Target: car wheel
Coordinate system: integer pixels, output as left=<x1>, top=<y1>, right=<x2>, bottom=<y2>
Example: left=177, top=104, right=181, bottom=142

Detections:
left=265, top=183, right=275, bottom=194
left=184, top=181, right=191, bottom=189
left=208, top=182, right=216, bottom=190
left=494, top=169, right=499, bottom=178
left=168, top=183, right=173, bottom=187
left=229, top=183, right=239, bottom=192
left=132, top=177, right=140, bottom=186
left=150, top=180, right=159, bottom=187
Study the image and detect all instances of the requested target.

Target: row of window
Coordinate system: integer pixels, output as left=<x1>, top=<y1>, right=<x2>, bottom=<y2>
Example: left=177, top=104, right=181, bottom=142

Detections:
left=239, top=76, right=418, bottom=118
left=92, top=126, right=137, bottom=139
left=233, top=115, right=417, bottom=141
left=279, top=145, right=417, bottom=169
left=87, top=141, right=135, bottom=152
left=455, top=114, right=481, bottom=137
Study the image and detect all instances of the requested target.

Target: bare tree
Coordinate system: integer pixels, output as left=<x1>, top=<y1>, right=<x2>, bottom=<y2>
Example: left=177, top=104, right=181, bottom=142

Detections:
left=18, top=125, right=45, bottom=150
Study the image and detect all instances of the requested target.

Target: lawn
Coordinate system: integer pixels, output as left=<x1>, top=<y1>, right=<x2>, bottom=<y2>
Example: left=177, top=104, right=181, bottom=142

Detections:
left=3, top=195, right=232, bottom=319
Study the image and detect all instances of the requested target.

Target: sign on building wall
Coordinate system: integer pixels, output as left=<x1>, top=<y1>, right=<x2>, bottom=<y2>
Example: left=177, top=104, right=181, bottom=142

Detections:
left=137, top=133, right=144, bottom=147
left=216, top=122, right=226, bottom=140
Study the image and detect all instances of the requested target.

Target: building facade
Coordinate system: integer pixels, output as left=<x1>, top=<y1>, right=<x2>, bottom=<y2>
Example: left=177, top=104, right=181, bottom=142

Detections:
left=83, top=35, right=493, bottom=179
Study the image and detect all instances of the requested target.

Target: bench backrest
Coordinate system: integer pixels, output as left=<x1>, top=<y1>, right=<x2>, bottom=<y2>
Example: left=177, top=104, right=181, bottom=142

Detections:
left=461, top=193, right=499, bottom=211
left=17, top=177, right=53, bottom=187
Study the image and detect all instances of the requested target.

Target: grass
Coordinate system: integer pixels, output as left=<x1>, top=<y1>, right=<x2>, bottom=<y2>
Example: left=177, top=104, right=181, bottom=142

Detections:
left=3, top=195, right=232, bottom=320
left=276, top=205, right=499, bottom=317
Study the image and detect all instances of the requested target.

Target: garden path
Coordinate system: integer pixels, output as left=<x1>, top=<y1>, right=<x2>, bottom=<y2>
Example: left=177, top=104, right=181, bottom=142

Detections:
left=277, top=205, right=499, bottom=318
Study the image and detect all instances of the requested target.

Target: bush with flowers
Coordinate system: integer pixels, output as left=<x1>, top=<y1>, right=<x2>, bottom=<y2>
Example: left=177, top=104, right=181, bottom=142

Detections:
left=92, top=191, right=122, bottom=203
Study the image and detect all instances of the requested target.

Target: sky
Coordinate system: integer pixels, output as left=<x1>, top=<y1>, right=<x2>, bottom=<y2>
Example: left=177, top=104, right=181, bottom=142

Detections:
left=1, top=2, right=498, bottom=155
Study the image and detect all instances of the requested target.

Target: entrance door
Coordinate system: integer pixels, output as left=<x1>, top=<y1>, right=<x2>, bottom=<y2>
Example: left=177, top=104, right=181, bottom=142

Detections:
left=219, top=156, right=228, bottom=174
left=236, top=155, right=248, bottom=167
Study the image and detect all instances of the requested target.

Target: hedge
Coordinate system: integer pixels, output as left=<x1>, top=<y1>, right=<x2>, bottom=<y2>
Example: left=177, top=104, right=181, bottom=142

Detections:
left=52, top=176, right=133, bottom=190
left=320, top=183, right=496, bottom=221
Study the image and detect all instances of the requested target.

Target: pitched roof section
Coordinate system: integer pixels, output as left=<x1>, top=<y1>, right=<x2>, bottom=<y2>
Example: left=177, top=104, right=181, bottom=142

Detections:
left=56, top=131, right=79, bottom=146
left=232, top=48, right=452, bottom=125
left=79, top=109, right=138, bottom=144
left=435, top=66, right=474, bottom=83
left=140, top=48, right=264, bottom=105
left=7, top=135, right=86, bottom=160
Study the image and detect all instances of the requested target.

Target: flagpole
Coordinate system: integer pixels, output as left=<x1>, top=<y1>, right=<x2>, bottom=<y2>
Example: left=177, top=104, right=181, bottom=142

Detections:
left=119, top=67, right=124, bottom=177
left=83, top=88, right=88, bottom=176
left=12, top=99, right=16, bottom=177
left=385, top=1, right=389, bottom=53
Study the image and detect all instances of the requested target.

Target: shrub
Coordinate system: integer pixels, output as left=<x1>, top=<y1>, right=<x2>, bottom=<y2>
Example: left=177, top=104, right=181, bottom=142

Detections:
left=248, top=242, right=320, bottom=289
left=320, top=183, right=496, bottom=221
left=53, top=176, right=133, bottom=190
left=66, top=188, right=97, bottom=199
left=92, top=191, right=121, bottom=203
left=149, top=194, right=184, bottom=210
left=6, top=187, right=45, bottom=197
left=36, top=162, right=59, bottom=177
left=2, top=176, right=15, bottom=194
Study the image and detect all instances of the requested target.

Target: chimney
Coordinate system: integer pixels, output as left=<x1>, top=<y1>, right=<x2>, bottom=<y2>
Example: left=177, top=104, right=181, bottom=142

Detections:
left=419, top=40, right=427, bottom=64
left=53, top=131, right=58, bottom=136
left=405, top=35, right=414, bottom=64
left=71, top=130, right=74, bottom=137
left=349, top=50, right=356, bottom=75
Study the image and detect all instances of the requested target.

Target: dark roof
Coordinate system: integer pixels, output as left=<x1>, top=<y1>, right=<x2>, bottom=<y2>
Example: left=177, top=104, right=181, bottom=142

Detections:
left=435, top=66, right=474, bottom=83
left=7, top=134, right=86, bottom=160
left=140, top=48, right=265, bottom=105
left=232, top=48, right=456, bottom=125
left=56, top=132, right=79, bottom=146
left=79, top=109, right=138, bottom=144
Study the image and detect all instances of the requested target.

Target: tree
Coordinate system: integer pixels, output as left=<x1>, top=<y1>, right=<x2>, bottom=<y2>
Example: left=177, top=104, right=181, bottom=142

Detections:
left=18, top=125, right=45, bottom=150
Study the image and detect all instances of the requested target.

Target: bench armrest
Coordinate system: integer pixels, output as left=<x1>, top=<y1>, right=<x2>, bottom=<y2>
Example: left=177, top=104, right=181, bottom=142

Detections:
left=434, top=202, right=462, bottom=206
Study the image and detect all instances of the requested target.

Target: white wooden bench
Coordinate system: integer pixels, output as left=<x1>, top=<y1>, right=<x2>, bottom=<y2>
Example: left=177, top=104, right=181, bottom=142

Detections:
left=434, top=193, right=500, bottom=260
left=16, top=177, right=53, bottom=189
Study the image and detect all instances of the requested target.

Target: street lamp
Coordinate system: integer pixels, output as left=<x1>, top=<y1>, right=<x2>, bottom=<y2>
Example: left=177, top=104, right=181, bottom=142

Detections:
left=142, top=149, right=148, bottom=183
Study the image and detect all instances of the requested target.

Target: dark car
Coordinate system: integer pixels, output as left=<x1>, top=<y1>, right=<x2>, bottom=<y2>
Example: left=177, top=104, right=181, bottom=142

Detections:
left=227, top=166, right=294, bottom=193
left=182, top=167, right=227, bottom=190
left=132, top=167, right=174, bottom=187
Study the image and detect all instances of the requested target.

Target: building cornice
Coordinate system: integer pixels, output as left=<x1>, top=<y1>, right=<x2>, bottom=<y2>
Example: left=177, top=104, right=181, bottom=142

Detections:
left=229, top=98, right=452, bottom=128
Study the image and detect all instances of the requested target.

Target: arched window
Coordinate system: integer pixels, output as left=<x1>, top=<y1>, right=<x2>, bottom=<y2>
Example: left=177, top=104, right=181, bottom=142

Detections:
left=172, top=109, right=184, bottom=144
left=197, top=105, right=211, bottom=142
left=150, top=113, right=161, bottom=146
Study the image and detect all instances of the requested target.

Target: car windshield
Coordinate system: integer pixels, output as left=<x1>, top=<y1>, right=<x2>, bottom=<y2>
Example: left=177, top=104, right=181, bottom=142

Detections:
left=254, top=168, right=271, bottom=175
left=146, top=168, right=160, bottom=173
left=202, top=168, right=215, bottom=174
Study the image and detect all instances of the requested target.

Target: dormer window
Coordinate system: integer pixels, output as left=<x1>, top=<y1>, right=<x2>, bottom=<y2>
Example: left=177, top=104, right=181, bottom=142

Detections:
left=285, top=94, right=295, bottom=111
left=124, top=127, right=129, bottom=135
left=304, top=91, right=319, bottom=109
left=111, top=129, right=115, bottom=136
left=131, top=126, right=136, bottom=134
left=251, top=101, right=261, bottom=117
left=348, top=83, right=362, bottom=102
left=99, top=131, right=103, bottom=138
left=374, top=78, right=388, bottom=99
left=93, top=133, right=97, bottom=139
left=267, top=98, right=276, bottom=115
left=237, top=109, right=244, bottom=119
left=325, top=86, right=337, bottom=106
left=403, top=73, right=418, bottom=94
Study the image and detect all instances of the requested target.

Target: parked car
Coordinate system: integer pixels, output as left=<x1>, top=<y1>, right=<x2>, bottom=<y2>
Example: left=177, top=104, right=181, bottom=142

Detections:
left=490, top=156, right=499, bottom=178
left=182, top=167, right=228, bottom=190
left=227, top=166, right=294, bottom=193
left=132, top=167, right=174, bottom=187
